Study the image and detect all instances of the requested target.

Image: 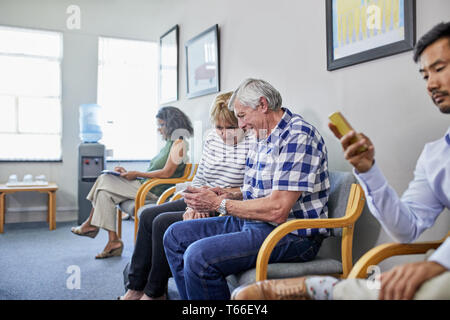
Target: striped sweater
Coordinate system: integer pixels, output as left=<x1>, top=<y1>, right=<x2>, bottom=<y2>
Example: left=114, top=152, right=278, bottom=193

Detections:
left=191, top=129, right=254, bottom=188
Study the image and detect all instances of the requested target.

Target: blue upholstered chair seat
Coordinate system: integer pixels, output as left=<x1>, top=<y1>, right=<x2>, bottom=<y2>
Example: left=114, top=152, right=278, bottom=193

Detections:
left=227, top=257, right=342, bottom=290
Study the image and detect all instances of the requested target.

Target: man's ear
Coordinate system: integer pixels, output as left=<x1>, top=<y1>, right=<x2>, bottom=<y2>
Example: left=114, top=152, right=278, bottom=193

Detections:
left=258, top=97, right=270, bottom=113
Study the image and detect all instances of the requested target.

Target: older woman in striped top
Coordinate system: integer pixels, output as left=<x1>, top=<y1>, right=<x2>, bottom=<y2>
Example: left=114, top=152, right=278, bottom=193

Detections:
left=121, top=92, right=254, bottom=300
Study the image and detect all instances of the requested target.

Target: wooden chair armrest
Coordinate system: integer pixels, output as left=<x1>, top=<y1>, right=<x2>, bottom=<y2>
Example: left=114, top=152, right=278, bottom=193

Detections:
left=135, top=163, right=193, bottom=213
left=134, top=178, right=154, bottom=210
left=171, top=191, right=185, bottom=202
left=136, top=178, right=191, bottom=210
left=133, top=177, right=192, bottom=243
left=134, top=178, right=187, bottom=222
left=188, top=164, right=199, bottom=180
left=133, top=178, right=156, bottom=217
left=156, top=186, right=176, bottom=205
left=255, top=183, right=365, bottom=281
left=348, top=233, right=449, bottom=279
left=133, top=164, right=195, bottom=243
left=157, top=170, right=197, bottom=205
left=255, top=218, right=354, bottom=281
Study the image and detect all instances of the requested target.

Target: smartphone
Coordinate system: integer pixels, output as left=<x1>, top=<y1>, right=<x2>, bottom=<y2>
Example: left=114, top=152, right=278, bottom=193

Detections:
left=328, top=111, right=367, bottom=152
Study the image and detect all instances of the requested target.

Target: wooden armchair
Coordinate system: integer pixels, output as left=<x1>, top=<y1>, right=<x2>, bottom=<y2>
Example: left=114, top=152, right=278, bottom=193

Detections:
left=225, top=171, right=369, bottom=294
left=347, top=231, right=450, bottom=279
left=167, top=171, right=382, bottom=299
left=153, top=167, right=197, bottom=206
left=256, top=171, right=365, bottom=281
left=132, top=163, right=198, bottom=241
left=115, top=163, right=198, bottom=241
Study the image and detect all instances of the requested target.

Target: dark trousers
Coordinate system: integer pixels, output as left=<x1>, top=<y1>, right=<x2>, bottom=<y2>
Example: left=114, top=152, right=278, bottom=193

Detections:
left=127, top=199, right=186, bottom=297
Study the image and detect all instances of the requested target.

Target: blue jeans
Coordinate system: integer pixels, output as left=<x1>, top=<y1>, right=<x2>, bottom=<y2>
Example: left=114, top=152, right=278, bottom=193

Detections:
left=163, top=216, right=323, bottom=300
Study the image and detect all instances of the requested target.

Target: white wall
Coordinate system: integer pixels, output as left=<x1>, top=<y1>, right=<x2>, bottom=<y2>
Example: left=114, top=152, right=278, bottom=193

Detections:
left=153, top=0, right=450, bottom=271
left=0, top=0, right=448, bottom=269
left=0, top=0, right=166, bottom=221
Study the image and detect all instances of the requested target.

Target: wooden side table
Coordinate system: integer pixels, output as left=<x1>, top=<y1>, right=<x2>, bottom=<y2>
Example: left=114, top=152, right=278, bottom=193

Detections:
left=0, top=183, right=58, bottom=233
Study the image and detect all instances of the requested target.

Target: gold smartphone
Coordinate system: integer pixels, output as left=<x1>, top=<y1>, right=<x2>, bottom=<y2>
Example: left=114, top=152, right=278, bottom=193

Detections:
left=328, top=111, right=367, bottom=152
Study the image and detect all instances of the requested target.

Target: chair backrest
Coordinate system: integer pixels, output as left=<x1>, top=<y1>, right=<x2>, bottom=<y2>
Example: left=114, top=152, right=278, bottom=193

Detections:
left=327, top=171, right=357, bottom=237
left=317, top=170, right=381, bottom=264
left=154, top=163, right=198, bottom=205
left=170, top=163, right=199, bottom=202
left=181, top=163, right=193, bottom=179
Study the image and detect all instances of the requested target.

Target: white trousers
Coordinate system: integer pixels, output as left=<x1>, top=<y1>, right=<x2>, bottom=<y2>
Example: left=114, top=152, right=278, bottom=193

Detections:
left=333, top=271, right=450, bottom=300
left=334, top=249, right=449, bottom=300
left=86, top=174, right=157, bottom=232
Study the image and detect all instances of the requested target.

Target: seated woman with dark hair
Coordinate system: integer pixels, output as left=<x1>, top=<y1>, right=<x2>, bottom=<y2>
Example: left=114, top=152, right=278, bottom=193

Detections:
left=121, top=92, right=255, bottom=300
left=71, top=106, right=193, bottom=259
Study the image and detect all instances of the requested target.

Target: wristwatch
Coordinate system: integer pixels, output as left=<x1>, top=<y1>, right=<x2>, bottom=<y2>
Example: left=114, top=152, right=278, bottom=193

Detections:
left=217, top=199, right=228, bottom=216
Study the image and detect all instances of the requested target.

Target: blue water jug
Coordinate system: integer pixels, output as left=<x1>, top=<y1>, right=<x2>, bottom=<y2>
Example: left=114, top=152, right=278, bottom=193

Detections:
left=79, top=103, right=103, bottom=143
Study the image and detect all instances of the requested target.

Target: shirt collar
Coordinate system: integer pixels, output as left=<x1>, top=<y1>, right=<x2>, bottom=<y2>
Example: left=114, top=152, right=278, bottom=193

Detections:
left=265, top=108, right=292, bottom=144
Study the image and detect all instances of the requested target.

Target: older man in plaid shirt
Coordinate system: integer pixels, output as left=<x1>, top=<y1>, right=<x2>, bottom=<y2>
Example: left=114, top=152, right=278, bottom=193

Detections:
left=164, top=78, right=330, bottom=300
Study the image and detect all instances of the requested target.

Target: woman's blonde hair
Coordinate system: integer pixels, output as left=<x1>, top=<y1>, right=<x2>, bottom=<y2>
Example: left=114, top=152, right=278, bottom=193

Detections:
left=210, top=91, right=237, bottom=126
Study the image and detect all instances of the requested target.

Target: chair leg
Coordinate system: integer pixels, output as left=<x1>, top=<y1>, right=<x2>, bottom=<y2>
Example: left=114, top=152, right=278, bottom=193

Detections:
left=134, top=208, right=139, bottom=243
left=117, top=209, right=122, bottom=239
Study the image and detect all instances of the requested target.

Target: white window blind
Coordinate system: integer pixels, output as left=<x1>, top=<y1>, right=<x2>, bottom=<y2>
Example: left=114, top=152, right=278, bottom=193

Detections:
left=0, top=26, right=62, bottom=161
left=98, top=37, right=158, bottom=161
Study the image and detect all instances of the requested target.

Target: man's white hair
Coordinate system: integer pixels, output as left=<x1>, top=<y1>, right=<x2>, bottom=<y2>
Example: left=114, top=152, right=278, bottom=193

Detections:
left=228, top=78, right=282, bottom=111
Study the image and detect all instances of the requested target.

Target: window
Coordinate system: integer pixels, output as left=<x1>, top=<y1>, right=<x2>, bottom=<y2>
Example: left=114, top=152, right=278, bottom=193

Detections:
left=98, top=37, right=158, bottom=161
left=0, top=26, right=63, bottom=161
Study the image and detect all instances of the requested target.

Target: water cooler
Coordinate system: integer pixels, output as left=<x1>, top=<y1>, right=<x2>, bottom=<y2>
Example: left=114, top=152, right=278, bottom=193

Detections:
left=77, top=143, right=105, bottom=224
left=77, top=103, right=105, bottom=225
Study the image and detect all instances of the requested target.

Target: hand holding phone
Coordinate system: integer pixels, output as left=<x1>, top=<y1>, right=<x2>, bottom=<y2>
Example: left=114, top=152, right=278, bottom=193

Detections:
left=328, top=111, right=375, bottom=173
left=328, top=111, right=367, bottom=152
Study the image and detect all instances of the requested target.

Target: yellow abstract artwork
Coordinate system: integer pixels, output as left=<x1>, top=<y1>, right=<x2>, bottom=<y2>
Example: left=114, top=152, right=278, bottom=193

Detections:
left=333, top=0, right=405, bottom=59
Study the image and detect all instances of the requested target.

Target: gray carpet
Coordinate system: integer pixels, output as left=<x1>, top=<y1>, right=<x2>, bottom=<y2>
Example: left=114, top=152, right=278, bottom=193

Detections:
left=0, top=219, right=135, bottom=300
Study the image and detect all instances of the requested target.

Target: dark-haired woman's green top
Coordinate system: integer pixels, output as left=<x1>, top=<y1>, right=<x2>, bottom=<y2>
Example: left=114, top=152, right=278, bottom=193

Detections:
left=141, top=139, right=187, bottom=197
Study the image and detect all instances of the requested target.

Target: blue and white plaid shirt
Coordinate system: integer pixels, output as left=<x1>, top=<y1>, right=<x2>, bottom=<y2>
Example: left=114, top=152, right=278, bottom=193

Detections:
left=241, top=108, right=330, bottom=237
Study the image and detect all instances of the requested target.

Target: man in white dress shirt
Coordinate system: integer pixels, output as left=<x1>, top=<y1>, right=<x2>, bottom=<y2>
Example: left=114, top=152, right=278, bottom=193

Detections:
left=232, top=21, right=450, bottom=300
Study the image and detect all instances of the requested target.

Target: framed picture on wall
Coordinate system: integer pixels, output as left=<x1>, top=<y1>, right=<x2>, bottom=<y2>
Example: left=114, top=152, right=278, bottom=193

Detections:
left=159, top=25, right=179, bottom=104
left=185, top=24, right=220, bottom=99
left=326, top=0, right=416, bottom=71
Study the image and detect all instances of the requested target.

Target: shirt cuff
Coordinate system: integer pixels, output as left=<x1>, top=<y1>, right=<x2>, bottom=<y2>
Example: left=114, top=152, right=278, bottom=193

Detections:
left=428, top=237, right=450, bottom=270
left=352, top=161, right=387, bottom=193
